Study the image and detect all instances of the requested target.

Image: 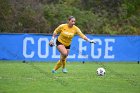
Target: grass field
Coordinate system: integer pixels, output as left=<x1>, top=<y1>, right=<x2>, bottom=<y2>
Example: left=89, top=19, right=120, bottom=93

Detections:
left=0, top=61, right=140, bottom=93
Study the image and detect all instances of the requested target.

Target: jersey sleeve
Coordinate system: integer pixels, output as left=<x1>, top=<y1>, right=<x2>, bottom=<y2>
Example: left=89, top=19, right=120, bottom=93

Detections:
left=53, top=24, right=63, bottom=34
left=76, top=26, right=86, bottom=39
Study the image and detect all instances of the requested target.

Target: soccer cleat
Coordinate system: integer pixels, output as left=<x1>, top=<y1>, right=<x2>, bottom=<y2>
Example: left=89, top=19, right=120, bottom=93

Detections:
left=52, top=70, right=57, bottom=74
left=62, top=68, right=68, bottom=73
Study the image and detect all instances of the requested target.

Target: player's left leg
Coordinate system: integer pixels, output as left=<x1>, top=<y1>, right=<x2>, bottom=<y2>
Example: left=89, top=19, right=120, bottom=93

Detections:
left=53, top=60, right=62, bottom=70
left=61, top=49, right=69, bottom=73
left=61, top=55, right=67, bottom=68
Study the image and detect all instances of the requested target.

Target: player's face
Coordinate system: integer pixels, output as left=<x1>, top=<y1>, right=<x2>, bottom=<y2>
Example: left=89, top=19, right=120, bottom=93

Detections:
left=68, top=18, right=76, bottom=27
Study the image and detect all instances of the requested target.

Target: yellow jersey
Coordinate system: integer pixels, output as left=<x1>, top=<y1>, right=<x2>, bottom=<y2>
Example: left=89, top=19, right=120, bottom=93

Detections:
left=53, top=24, right=85, bottom=46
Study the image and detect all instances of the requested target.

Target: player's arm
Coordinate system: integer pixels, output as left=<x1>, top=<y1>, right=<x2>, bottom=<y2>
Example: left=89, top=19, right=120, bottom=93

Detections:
left=49, top=25, right=62, bottom=46
left=76, top=27, right=96, bottom=44
left=83, top=36, right=96, bottom=44
left=49, top=33, right=57, bottom=47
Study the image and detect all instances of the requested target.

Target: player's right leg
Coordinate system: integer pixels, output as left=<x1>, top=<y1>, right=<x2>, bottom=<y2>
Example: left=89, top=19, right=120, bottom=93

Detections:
left=52, top=60, right=61, bottom=73
left=52, top=44, right=68, bottom=73
left=57, top=45, right=69, bottom=73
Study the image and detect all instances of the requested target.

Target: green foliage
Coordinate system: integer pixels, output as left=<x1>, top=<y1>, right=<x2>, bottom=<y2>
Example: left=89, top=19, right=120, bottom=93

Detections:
left=124, top=0, right=140, bottom=17
left=15, top=6, right=37, bottom=32
left=44, top=4, right=101, bottom=33
left=0, top=0, right=140, bottom=34
left=12, top=5, right=49, bottom=33
left=0, top=0, right=12, bottom=32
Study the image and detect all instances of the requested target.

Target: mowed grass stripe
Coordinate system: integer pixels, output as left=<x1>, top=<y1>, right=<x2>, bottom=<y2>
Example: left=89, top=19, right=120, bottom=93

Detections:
left=0, top=61, right=140, bottom=93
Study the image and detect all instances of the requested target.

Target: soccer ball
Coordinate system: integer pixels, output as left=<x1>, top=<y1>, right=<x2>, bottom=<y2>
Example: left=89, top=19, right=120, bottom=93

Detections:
left=96, top=67, right=106, bottom=76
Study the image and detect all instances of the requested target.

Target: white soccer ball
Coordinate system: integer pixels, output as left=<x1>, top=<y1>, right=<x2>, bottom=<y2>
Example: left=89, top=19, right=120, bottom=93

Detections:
left=96, top=67, right=106, bottom=76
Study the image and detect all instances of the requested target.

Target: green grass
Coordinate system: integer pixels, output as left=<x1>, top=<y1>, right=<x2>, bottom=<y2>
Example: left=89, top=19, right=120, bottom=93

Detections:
left=0, top=61, right=140, bottom=93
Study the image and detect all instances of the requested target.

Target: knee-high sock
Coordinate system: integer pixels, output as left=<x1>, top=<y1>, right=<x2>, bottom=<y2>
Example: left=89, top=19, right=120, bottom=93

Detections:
left=60, top=55, right=67, bottom=69
left=54, top=60, right=62, bottom=71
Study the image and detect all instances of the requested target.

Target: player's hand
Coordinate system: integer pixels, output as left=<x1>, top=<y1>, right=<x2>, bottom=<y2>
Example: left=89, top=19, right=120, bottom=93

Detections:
left=49, top=40, right=54, bottom=47
left=87, top=39, right=96, bottom=44
left=49, top=37, right=55, bottom=47
left=89, top=40, right=96, bottom=44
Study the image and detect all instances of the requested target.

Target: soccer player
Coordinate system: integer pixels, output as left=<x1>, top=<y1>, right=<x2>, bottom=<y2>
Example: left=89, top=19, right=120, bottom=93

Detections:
left=49, top=16, right=95, bottom=73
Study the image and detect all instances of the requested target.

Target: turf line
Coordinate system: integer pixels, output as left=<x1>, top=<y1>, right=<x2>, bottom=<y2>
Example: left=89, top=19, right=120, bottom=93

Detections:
left=27, top=62, right=69, bottom=86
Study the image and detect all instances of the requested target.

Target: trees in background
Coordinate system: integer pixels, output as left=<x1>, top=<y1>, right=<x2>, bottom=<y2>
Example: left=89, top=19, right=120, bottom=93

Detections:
left=0, top=0, right=140, bottom=35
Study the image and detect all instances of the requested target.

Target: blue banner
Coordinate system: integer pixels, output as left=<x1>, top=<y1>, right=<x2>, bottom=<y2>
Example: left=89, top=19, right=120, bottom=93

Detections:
left=0, top=34, right=140, bottom=62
